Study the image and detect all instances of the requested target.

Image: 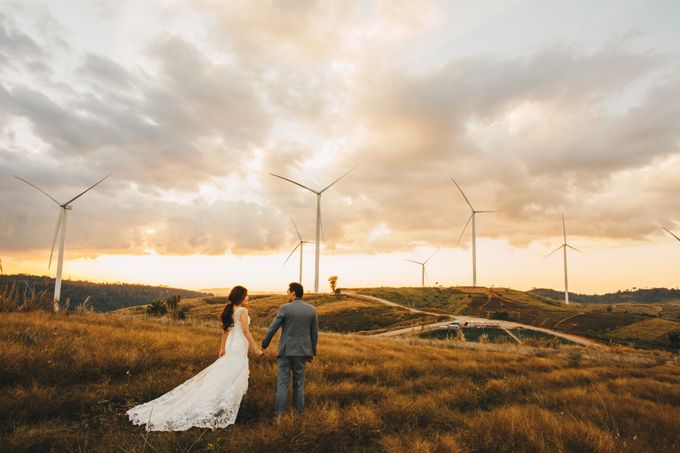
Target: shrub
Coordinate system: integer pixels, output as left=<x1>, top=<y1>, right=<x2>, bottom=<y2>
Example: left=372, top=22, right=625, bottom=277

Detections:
left=669, top=330, right=680, bottom=345
left=492, top=310, right=512, bottom=320
left=146, top=300, right=167, bottom=316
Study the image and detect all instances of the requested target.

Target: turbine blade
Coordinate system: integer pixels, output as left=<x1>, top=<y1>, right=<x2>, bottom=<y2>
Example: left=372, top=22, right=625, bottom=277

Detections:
left=284, top=242, right=301, bottom=265
left=543, top=245, right=564, bottom=260
left=663, top=227, right=680, bottom=242
left=456, top=214, right=473, bottom=245
left=64, top=173, right=112, bottom=206
left=475, top=210, right=499, bottom=214
left=450, top=177, right=474, bottom=211
left=406, top=259, right=423, bottom=265
left=424, top=248, right=439, bottom=264
left=319, top=163, right=359, bottom=193
left=566, top=244, right=587, bottom=255
left=14, top=176, right=60, bottom=205
left=424, top=268, right=430, bottom=285
left=49, top=210, right=64, bottom=269
left=270, top=173, right=317, bottom=193
left=290, top=216, right=302, bottom=241
left=562, top=213, right=567, bottom=242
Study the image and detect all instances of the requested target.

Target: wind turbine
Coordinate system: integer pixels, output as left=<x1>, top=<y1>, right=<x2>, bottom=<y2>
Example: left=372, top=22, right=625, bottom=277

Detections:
left=663, top=226, right=680, bottom=243
left=284, top=217, right=313, bottom=284
left=270, top=164, right=357, bottom=293
left=15, top=174, right=112, bottom=311
left=406, top=249, right=439, bottom=287
left=545, top=214, right=584, bottom=305
left=450, top=177, right=497, bottom=287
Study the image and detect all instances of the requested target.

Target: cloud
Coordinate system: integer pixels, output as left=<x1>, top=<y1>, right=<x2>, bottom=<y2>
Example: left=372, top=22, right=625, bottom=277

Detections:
left=1, top=1, right=679, bottom=261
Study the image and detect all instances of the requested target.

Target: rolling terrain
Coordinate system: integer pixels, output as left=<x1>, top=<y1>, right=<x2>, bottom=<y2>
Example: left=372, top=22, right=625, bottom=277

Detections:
left=117, top=293, right=448, bottom=334
left=115, top=285, right=680, bottom=349
left=1, top=310, right=678, bottom=452
left=354, top=287, right=680, bottom=349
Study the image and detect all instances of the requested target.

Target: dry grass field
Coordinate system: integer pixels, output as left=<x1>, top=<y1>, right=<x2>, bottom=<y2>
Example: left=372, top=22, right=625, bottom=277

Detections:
left=2, top=310, right=679, bottom=452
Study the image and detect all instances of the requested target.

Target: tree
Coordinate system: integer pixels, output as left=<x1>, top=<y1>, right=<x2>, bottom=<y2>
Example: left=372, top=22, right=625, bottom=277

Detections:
left=328, top=275, right=339, bottom=293
left=165, top=295, right=180, bottom=311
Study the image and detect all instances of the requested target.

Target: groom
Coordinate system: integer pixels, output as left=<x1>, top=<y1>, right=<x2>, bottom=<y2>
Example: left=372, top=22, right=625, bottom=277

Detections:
left=262, top=282, right=318, bottom=415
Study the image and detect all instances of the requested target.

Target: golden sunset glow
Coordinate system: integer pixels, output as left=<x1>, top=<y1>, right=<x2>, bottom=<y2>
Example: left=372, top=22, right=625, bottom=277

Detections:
left=1, top=0, right=679, bottom=293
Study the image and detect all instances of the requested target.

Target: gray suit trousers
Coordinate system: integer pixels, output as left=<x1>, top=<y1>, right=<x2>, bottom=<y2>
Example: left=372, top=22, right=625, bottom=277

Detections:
left=276, top=356, right=307, bottom=414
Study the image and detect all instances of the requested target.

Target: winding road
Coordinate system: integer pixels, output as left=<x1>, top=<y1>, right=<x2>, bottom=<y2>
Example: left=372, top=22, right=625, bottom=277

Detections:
left=345, top=292, right=602, bottom=348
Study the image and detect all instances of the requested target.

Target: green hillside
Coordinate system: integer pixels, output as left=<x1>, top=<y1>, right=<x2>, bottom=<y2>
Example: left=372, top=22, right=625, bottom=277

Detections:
left=355, top=286, right=680, bottom=349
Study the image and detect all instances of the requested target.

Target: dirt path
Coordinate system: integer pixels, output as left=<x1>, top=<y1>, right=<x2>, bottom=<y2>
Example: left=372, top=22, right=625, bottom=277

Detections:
left=503, top=328, right=521, bottom=344
left=346, top=291, right=602, bottom=348
left=347, top=292, right=448, bottom=317
left=554, top=312, right=587, bottom=327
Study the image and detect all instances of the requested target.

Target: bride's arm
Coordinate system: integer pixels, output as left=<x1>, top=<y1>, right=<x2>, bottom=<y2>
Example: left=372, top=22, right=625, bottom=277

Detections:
left=240, top=309, right=263, bottom=356
left=218, top=329, right=228, bottom=358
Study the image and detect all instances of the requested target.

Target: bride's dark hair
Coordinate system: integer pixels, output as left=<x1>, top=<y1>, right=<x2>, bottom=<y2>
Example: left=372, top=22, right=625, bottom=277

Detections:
left=221, top=286, right=248, bottom=331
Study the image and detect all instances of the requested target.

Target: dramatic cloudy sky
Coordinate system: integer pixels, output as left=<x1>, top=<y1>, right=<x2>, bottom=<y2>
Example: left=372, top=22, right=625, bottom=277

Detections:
left=1, top=0, right=679, bottom=293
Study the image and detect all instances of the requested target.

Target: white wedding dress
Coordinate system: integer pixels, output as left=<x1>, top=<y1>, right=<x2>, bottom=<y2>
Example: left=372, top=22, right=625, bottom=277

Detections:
left=127, top=307, right=250, bottom=431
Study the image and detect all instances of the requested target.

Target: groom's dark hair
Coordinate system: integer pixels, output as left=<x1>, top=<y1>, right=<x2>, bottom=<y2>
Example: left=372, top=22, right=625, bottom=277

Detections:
left=289, top=282, right=304, bottom=299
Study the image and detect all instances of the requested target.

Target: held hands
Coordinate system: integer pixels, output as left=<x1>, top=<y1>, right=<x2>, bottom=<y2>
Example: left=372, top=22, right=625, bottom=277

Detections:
left=255, top=348, right=264, bottom=357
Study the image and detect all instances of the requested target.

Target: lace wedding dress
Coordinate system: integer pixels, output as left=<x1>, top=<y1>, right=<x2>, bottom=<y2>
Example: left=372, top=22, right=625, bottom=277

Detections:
left=127, top=307, right=250, bottom=431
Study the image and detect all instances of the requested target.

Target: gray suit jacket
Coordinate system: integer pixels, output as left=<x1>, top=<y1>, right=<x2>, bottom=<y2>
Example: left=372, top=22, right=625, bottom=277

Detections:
left=261, top=299, right=318, bottom=357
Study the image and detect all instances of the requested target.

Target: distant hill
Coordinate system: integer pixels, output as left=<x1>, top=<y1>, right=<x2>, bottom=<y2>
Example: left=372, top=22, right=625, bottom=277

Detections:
left=199, top=288, right=281, bottom=296
left=529, top=287, right=680, bottom=305
left=0, top=274, right=210, bottom=312
left=199, top=287, right=232, bottom=296
left=355, top=286, right=680, bottom=349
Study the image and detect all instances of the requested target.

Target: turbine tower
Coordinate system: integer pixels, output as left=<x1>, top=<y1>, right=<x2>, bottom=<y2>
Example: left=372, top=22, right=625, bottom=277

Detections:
left=545, top=214, right=584, bottom=305
left=450, top=177, right=497, bottom=287
left=406, top=250, right=438, bottom=287
left=284, top=217, right=313, bottom=284
left=663, top=226, right=680, bottom=243
left=270, top=164, right=357, bottom=293
left=15, top=174, right=111, bottom=311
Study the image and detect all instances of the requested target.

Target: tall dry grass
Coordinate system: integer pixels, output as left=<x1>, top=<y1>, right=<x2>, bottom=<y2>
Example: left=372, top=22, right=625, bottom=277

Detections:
left=1, top=311, right=679, bottom=452
left=0, top=282, right=54, bottom=312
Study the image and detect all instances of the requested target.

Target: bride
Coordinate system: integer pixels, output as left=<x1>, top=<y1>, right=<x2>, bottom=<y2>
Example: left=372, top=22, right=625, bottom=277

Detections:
left=127, top=286, right=264, bottom=431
